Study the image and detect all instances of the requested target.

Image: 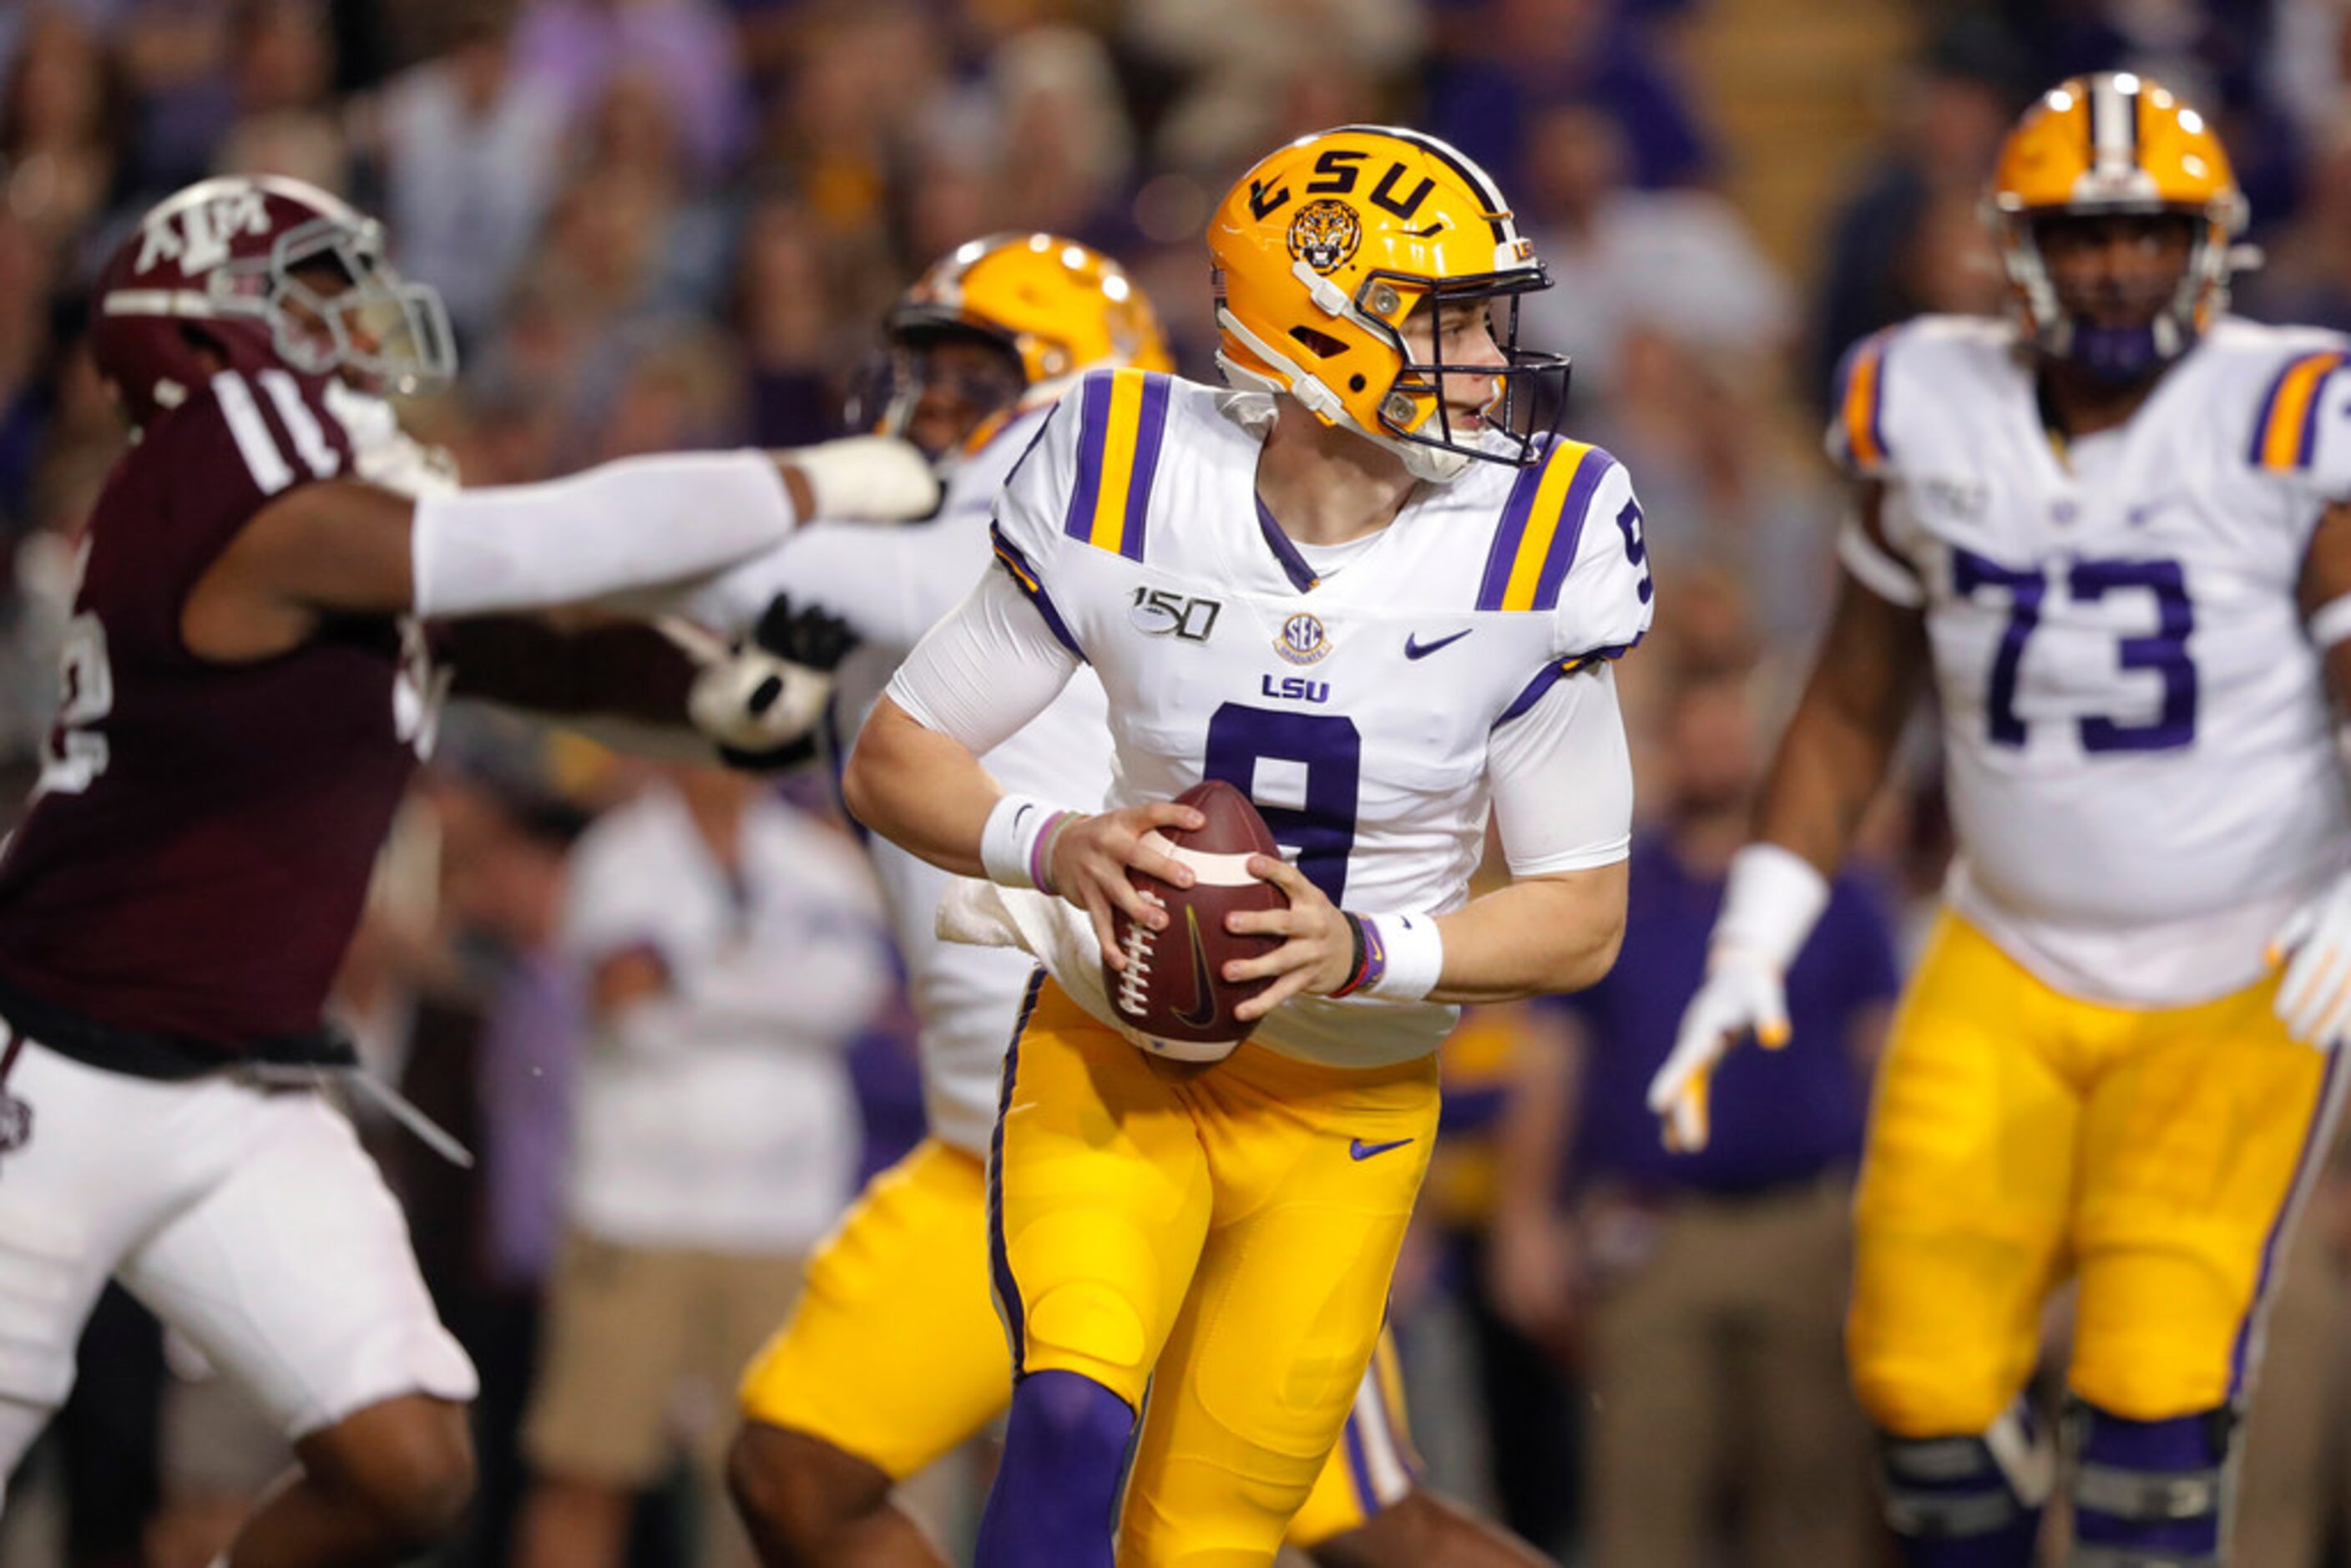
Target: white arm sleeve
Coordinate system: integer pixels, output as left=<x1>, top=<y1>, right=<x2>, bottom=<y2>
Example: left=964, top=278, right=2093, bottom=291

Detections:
left=1489, top=661, right=1635, bottom=876
left=655, top=519, right=978, bottom=646
left=410, top=449, right=799, bottom=619
left=886, top=564, right=1081, bottom=757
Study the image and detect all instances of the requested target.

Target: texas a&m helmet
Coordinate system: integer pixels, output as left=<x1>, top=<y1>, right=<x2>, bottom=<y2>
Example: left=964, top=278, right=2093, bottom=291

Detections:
left=91, top=175, right=455, bottom=427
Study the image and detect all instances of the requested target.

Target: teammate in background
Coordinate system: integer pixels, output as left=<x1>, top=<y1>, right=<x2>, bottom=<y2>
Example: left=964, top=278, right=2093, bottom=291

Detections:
left=678, top=234, right=1551, bottom=1566
left=842, top=128, right=1647, bottom=1564
left=0, top=175, right=934, bottom=1565
left=1650, top=75, right=2351, bottom=1566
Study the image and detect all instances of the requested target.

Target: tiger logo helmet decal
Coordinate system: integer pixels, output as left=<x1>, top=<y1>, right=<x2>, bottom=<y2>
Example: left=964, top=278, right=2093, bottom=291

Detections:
left=1286, top=200, right=1363, bottom=276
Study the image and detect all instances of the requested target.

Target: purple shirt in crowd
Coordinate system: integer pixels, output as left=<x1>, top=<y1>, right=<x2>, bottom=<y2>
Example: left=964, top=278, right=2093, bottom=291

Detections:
left=1560, top=833, right=1901, bottom=1196
left=476, top=950, right=583, bottom=1291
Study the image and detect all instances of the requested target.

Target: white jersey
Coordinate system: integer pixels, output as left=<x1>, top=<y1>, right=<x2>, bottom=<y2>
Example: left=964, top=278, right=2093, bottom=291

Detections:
left=561, top=785, right=892, bottom=1251
left=1833, top=315, right=2351, bottom=1006
left=957, top=369, right=1653, bottom=1067
left=693, top=408, right=1116, bottom=1155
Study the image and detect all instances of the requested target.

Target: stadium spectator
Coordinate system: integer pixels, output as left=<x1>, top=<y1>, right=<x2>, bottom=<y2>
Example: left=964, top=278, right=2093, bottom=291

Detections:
left=1420, top=0, right=1711, bottom=194
left=514, top=0, right=751, bottom=186
left=2237, top=107, right=2351, bottom=333
left=513, top=765, right=892, bottom=1568
left=1805, top=18, right=2025, bottom=412
left=369, top=5, right=571, bottom=344
left=1491, top=659, right=1900, bottom=1568
left=1, top=9, right=124, bottom=255
left=1415, top=1000, right=1582, bottom=1555
left=1516, top=101, right=1791, bottom=404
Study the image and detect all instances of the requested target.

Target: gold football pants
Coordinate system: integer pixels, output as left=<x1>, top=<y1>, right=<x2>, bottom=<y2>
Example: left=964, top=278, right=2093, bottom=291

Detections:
left=1848, top=913, right=2343, bottom=1434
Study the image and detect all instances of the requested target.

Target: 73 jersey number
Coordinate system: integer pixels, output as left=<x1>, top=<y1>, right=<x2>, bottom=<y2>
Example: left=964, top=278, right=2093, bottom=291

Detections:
left=1952, top=546, right=2196, bottom=752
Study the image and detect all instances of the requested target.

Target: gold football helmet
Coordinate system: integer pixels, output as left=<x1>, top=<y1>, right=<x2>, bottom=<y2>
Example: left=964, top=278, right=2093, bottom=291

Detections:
left=878, top=232, right=1171, bottom=457
left=1208, top=124, right=1567, bottom=482
left=1989, top=73, right=2249, bottom=378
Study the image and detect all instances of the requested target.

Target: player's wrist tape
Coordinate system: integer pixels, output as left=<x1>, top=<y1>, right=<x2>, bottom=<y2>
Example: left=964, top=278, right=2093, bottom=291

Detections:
left=2310, top=593, right=2351, bottom=650
left=1333, top=912, right=1443, bottom=1002
left=979, top=795, right=1080, bottom=895
left=1713, top=843, right=1831, bottom=973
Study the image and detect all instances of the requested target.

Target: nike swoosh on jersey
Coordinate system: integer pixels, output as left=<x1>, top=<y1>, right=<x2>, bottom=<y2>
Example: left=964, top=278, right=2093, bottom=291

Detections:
left=1348, top=1136, right=1415, bottom=1161
left=1403, top=630, right=1473, bottom=660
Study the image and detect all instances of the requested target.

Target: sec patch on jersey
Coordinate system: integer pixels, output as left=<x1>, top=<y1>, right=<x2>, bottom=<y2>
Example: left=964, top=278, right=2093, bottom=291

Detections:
left=1107, top=780, right=1286, bottom=1060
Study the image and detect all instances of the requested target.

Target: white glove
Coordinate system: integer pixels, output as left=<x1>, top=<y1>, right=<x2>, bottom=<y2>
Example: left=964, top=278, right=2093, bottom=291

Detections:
left=685, top=643, right=832, bottom=758
left=1642, top=842, right=1828, bottom=1154
left=2270, top=870, right=2351, bottom=1050
left=788, top=434, right=940, bottom=523
left=1646, top=946, right=1792, bottom=1152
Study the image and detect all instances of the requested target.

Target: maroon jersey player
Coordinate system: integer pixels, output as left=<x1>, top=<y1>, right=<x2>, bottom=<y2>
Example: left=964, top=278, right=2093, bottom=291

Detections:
left=0, top=175, right=935, bottom=1565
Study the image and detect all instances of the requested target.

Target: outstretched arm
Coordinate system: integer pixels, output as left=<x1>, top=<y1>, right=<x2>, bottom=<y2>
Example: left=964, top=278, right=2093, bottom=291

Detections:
left=180, top=438, right=935, bottom=663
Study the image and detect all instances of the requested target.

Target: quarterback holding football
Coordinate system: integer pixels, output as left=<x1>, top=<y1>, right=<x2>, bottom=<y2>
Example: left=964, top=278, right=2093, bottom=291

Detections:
left=665, top=233, right=1540, bottom=1565
left=844, top=124, right=1650, bottom=1564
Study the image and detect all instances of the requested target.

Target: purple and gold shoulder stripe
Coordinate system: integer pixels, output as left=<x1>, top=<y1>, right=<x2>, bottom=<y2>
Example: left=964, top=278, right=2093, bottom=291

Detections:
left=1833, top=331, right=1893, bottom=474
left=2251, top=347, right=2348, bottom=473
left=1063, top=368, right=1171, bottom=562
left=1476, top=437, right=1618, bottom=614
left=990, top=522, right=1087, bottom=660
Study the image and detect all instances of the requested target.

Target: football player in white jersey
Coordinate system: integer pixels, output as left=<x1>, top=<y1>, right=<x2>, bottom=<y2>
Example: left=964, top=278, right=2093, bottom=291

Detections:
left=838, top=127, right=1651, bottom=1565
left=669, top=235, right=1545, bottom=1567
left=1648, top=74, right=2351, bottom=1567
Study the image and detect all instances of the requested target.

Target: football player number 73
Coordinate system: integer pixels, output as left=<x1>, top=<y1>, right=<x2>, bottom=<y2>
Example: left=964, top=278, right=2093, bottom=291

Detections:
left=1952, top=545, right=2196, bottom=751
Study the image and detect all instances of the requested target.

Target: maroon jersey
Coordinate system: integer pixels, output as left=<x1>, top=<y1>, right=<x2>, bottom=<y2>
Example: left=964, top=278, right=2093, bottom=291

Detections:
left=0, top=370, right=442, bottom=1056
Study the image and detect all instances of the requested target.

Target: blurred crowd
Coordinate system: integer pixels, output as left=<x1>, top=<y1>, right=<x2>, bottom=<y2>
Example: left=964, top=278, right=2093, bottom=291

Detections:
left=10, top=0, right=2351, bottom=1563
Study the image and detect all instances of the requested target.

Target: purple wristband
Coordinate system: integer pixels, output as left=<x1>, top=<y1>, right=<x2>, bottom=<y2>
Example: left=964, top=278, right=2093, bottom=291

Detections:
left=1028, top=811, right=1074, bottom=896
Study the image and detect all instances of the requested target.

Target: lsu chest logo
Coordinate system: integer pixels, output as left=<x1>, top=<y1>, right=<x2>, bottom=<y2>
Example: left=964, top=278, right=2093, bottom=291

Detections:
left=1276, top=611, right=1332, bottom=665
left=1287, top=200, right=1361, bottom=276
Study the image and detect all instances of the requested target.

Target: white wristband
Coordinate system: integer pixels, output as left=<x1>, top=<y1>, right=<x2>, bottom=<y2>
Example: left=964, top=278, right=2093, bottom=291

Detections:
left=1358, top=913, right=1445, bottom=1003
left=1714, top=843, right=1832, bottom=971
left=978, top=794, right=1079, bottom=893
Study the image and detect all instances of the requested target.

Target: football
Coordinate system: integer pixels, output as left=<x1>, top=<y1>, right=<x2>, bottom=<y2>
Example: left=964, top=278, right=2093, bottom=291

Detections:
left=1104, top=779, right=1288, bottom=1061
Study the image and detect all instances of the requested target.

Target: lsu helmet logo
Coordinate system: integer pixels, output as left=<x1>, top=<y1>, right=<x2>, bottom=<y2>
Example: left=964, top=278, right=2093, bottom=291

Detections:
left=1287, top=200, right=1362, bottom=276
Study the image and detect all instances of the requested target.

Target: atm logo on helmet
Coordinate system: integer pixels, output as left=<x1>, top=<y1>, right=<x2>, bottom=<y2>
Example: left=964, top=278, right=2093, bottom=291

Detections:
left=134, top=190, right=272, bottom=276
left=1287, top=200, right=1362, bottom=276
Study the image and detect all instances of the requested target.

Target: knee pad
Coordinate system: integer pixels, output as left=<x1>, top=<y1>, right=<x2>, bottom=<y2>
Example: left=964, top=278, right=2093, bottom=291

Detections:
left=2066, top=1399, right=2236, bottom=1568
left=1877, top=1400, right=2051, bottom=1565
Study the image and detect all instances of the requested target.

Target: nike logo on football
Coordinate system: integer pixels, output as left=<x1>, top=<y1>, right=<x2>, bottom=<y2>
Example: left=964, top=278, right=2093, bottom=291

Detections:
left=1349, top=1136, right=1415, bottom=1161
left=1175, top=908, right=1220, bottom=1030
left=1403, top=630, right=1471, bottom=660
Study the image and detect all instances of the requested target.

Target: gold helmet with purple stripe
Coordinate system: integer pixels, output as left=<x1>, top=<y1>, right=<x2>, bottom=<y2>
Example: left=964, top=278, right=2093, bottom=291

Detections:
left=1989, top=73, right=2248, bottom=379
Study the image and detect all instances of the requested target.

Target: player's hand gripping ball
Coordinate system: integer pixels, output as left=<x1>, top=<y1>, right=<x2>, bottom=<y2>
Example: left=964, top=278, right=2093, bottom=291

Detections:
left=1104, top=780, right=1288, bottom=1061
